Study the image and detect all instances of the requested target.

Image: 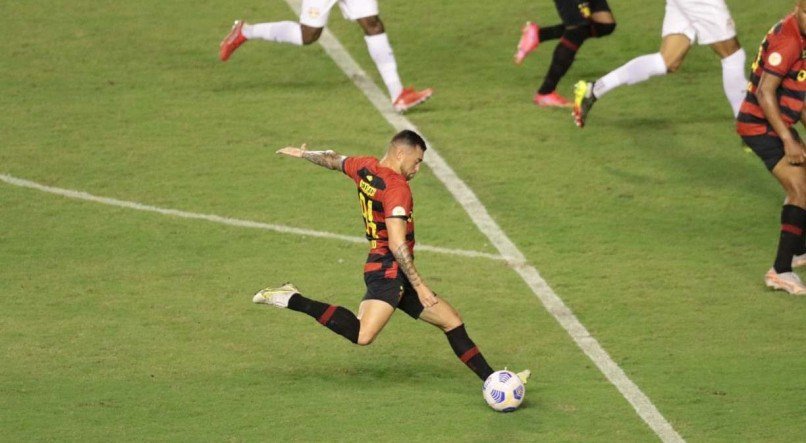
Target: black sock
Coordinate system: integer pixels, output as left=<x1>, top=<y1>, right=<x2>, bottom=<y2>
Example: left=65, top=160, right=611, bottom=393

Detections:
left=773, top=205, right=806, bottom=273
left=288, top=294, right=360, bottom=344
left=537, top=27, right=589, bottom=95
left=445, top=324, right=494, bottom=381
left=538, top=24, right=564, bottom=42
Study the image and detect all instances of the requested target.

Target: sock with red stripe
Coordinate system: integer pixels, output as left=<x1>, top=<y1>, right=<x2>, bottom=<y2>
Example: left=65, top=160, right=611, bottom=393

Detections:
left=445, top=324, right=494, bottom=381
left=773, top=204, right=806, bottom=273
left=287, top=294, right=360, bottom=344
left=537, top=26, right=589, bottom=95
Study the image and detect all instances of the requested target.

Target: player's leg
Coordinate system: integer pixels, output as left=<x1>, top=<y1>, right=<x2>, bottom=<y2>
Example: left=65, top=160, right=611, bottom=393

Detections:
left=395, top=288, right=494, bottom=381
left=253, top=283, right=369, bottom=343
left=744, top=133, right=806, bottom=294
left=355, top=299, right=395, bottom=345
left=534, top=0, right=616, bottom=107
left=710, top=37, right=746, bottom=117
left=769, top=157, right=806, bottom=294
left=572, top=25, right=684, bottom=127
left=685, top=0, right=746, bottom=116
left=218, top=0, right=336, bottom=61
left=347, top=1, right=432, bottom=111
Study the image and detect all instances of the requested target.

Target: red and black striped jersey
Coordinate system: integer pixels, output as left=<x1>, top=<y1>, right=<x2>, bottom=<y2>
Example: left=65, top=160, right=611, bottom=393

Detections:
left=342, top=156, right=415, bottom=274
left=737, top=13, right=806, bottom=137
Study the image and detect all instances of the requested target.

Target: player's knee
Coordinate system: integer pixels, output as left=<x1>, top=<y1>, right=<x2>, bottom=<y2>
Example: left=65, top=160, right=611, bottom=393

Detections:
left=787, top=184, right=806, bottom=207
left=591, top=22, right=616, bottom=38
left=356, top=330, right=377, bottom=346
left=562, top=26, right=589, bottom=47
left=358, top=16, right=384, bottom=36
left=440, top=309, right=463, bottom=332
left=301, top=26, right=322, bottom=45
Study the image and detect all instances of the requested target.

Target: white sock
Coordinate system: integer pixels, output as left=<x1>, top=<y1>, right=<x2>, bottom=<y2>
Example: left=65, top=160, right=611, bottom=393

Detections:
left=721, top=48, right=747, bottom=117
left=593, top=52, right=667, bottom=98
left=364, top=33, right=404, bottom=100
left=242, top=22, right=302, bottom=46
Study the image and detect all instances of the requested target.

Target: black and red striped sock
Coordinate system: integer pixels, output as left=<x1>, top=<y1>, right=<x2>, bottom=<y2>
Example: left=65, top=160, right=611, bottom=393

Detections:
left=287, top=294, right=360, bottom=343
left=773, top=204, right=806, bottom=273
left=537, top=27, right=589, bottom=95
left=445, top=324, right=494, bottom=381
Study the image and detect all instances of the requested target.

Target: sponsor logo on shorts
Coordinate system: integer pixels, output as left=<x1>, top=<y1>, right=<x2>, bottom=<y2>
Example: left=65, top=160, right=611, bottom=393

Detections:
left=578, top=2, right=591, bottom=18
left=306, top=7, right=321, bottom=19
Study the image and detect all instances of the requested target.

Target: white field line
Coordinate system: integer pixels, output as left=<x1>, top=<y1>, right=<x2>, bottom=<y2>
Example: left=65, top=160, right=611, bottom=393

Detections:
left=283, top=0, right=685, bottom=441
left=0, top=173, right=503, bottom=262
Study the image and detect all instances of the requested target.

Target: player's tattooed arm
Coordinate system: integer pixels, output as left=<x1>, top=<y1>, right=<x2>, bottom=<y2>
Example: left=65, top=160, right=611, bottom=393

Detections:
left=392, top=243, right=423, bottom=288
left=387, top=217, right=438, bottom=307
left=276, top=143, right=345, bottom=171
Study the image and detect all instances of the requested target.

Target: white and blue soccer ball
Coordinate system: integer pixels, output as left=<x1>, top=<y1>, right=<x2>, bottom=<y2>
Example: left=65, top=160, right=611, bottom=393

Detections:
left=482, top=370, right=525, bottom=412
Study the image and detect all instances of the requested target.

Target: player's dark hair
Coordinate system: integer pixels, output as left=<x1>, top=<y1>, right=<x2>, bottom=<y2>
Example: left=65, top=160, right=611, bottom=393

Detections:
left=391, top=129, right=427, bottom=152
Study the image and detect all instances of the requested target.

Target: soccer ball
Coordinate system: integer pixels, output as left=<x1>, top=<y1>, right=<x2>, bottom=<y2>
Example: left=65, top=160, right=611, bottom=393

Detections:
left=482, top=370, right=525, bottom=412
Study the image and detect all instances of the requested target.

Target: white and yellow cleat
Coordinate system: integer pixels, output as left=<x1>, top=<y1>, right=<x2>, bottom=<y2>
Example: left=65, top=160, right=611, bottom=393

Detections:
left=252, top=283, right=299, bottom=307
left=516, top=369, right=531, bottom=385
left=572, top=80, right=595, bottom=128
left=764, top=268, right=806, bottom=295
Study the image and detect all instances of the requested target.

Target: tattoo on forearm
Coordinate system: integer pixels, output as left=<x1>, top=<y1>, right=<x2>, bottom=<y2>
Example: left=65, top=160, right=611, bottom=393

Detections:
left=301, top=150, right=345, bottom=170
left=393, top=244, right=423, bottom=287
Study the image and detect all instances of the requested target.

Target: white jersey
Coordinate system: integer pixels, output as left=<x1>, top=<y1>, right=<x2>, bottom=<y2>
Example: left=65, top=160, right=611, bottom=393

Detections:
left=662, top=0, right=736, bottom=45
left=299, top=0, right=379, bottom=28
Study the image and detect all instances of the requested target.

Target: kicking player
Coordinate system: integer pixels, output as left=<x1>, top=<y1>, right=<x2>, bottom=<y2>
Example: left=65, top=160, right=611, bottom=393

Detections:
left=573, top=0, right=747, bottom=127
left=252, top=130, right=530, bottom=384
left=218, top=0, right=432, bottom=113
left=514, top=0, right=616, bottom=107
left=737, top=1, right=806, bottom=295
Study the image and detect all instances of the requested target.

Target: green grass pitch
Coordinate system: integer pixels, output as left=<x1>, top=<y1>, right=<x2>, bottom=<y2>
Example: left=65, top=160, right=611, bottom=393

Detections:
left=1, top=0, right=804, bottom=441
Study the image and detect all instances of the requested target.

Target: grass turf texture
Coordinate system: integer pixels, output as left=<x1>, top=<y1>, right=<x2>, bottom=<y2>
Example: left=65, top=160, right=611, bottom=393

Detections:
left=1, top=0, right=804, bottom=441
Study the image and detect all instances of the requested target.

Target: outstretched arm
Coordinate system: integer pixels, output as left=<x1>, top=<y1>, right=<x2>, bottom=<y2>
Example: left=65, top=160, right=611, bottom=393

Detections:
left=387, top=217, right=438, bottom=308
left=276, top=143, right=346, bottom=171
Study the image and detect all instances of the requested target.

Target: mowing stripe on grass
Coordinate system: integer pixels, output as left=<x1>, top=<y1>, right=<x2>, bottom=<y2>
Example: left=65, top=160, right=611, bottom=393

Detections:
left=0, top=173, right=503, bottom=262
left=284, top=1, right=685, bottom=440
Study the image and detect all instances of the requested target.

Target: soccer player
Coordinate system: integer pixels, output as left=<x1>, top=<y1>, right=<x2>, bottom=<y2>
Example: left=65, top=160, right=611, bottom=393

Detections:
left=514, top=0, right=617, bottom=107
left=253, top=130, right=530, bottom=384
left=572, top=0, right=747, bottom=127
left=736, top=1, right=806, bottom=295
left=218, top=0, right=432, bottom=113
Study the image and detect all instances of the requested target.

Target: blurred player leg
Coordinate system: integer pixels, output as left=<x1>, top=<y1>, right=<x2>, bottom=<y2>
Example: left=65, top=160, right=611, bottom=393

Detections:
left=711, top=38, right=747, bottom=117
left=242, top=22, right=304, bottom=45
left=351, top=3, right=432, bottom=110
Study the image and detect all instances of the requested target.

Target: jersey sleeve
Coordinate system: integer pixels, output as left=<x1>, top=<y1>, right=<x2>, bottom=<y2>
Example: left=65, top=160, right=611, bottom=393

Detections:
left=341, top=156, right=366, bottom=181
left=763, top=30, right=801, bottom=77
left=383, top=181, right=413, bottom=220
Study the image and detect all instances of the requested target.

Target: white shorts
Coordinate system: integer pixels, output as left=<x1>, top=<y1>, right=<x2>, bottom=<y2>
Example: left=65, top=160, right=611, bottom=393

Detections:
left=661, top=0, right=736, bottom=45
left=299, top=0, right=379, bottom=28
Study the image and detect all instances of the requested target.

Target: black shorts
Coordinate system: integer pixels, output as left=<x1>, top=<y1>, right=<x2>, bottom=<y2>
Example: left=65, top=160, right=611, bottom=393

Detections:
left=363, top=269, right=424, bottom=319
left=555, top=0, right=612, bottom=26
left=742, top=128, right=801, bottom=171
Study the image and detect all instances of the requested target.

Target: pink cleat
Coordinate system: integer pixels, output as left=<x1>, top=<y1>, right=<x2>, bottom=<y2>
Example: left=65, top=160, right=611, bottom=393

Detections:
left=514, top=22, right=540, bottom=65
left=220, top=20, right=247, bottom=62
left=533, top=91, right=571, bottom=108
left=764, top=268, right=806, bottom=295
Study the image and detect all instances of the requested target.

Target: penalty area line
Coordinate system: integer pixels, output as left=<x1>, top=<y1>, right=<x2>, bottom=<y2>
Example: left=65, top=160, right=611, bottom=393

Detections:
left=284, top=0, right=686, bottom=440
left=0, top=173, right=503, bottom=262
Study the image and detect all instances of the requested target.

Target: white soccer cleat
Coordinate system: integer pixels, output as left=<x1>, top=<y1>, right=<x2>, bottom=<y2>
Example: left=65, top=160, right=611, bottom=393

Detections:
left=792, top=253, right=806, bottom=268
left=252, top=283, right=299, bottom=307
left=516, top=369, right=531, bottom=385
left=764, top=268, right=806, bottom=295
